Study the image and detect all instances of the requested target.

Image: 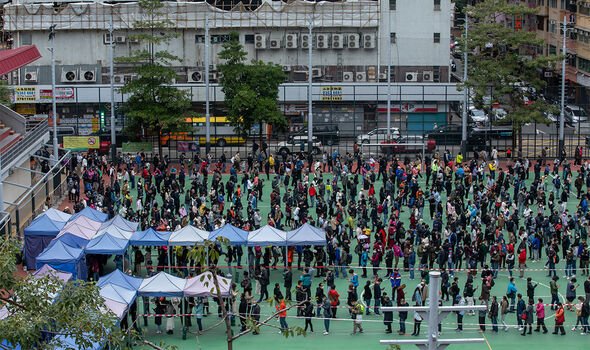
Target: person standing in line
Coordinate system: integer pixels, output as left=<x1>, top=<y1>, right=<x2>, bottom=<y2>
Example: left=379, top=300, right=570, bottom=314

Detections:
left=552, top=302, right=566, bottom=335
left=276, top=297, right=289, bottom=332
left=303, top=299, right=314, bottom=333
left=382, top=294, right=393, bottom=333
left=455, top=295, right=466, bottom=332
left=398, top=297, right=409, bottom=335
left=521, top=298, right=534, bottom=336
left=490, top=296, right=499, bottom=332
left=194, top=298, right=204, bottom=334
left=373, top=277, right=383, bottom=315
left=535, top=298, right=548, bottom=334
left=351, top=301, right=364, bottom=335
left=363, top=280, right=372, bottom=315
left=516, top=293, right=526, bottom=331
left=412, top=308, right=423, bottom=336
left=500, top=295, right=509, bottom=332
left=478, top=299, right=487, bottom=332
left=328, top=284, right=340, bottom=319
left=322, top=296, right=331, bottom=335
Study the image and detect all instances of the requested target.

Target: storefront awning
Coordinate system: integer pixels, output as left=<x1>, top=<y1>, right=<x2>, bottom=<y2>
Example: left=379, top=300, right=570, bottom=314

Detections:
left=0, top=45, right=41, bottom=76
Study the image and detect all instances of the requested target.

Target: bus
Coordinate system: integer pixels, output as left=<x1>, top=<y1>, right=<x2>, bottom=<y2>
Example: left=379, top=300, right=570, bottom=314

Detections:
left=160, top=116, right=246, bottom=147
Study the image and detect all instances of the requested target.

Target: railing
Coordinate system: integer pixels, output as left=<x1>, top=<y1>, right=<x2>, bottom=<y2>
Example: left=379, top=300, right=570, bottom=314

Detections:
left=0, top=118, right=49, bottom=172
left=0, top=103, right=25, bottom=135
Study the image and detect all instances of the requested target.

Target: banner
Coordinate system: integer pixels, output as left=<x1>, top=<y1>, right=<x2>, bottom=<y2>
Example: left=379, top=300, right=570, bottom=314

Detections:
left=63, top=136, right=100, bottom=150
left=14, top=87, right=36, bottom=102
left=320, top=86, right=342, bottom=101
left=122, top=142, right=153, bottom=153
left=39, top=87, right=75, bottom=101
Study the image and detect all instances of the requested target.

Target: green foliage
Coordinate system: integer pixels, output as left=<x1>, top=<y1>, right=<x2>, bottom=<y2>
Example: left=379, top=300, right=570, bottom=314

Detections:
left=118, top=0, right=191, bottom=154
left=0, top=238, right=120, bottom=349
left=0, top=81, right=12, bottom=106
left=218, top=32, right=287, bottom=135
left=464, top=0, right=560, bottom=148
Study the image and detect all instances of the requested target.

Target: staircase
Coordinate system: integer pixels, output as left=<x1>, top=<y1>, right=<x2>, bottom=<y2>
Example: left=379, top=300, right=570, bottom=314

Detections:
left=0, top=122, right=23, bottom=155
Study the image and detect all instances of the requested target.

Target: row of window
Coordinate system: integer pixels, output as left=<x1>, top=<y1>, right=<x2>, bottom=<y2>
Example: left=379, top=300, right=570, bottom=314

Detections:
left=389, top=0, right=441, bottom=11
left=388, top=32, right=441, bottom=43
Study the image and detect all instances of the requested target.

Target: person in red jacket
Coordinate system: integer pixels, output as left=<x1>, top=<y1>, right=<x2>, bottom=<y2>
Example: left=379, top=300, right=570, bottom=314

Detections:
left=328, top=284, right=340, bottom=318
left=552, top=302, right=566, bottom=335
left=518, top=248, right=527, bottom=278
left=276, top=297, right=289, bottom=332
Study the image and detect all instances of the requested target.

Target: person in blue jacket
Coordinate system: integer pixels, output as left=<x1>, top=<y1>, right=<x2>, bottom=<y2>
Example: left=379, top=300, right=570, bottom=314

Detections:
left=360, top=249, right=369, bottom=278
left=507, top=277, right=518, bottom=312
left=389, top=268, right=402, bottom=303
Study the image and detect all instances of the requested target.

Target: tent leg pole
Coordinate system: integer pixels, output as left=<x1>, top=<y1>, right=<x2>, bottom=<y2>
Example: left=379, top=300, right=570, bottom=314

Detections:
left=168, top=246, right=172, bottom=274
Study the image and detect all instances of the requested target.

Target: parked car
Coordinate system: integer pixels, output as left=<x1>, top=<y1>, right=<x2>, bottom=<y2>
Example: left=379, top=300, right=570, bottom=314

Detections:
left=356, top=127, right=401, bottom=144
left=290, top=125, right=340, bottom=145
left=564, top=105, right=589, bottom=124
left=424, top=124, right=463, bottom=145
left=468, top=108, right=488, bottom=124
left=274, top=135, right=322, bottom=156
left=381, top=135, right=436, bottom=153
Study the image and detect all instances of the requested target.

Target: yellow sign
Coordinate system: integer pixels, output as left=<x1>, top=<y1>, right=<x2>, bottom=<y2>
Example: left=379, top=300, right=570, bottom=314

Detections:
left=320, top=86, right=342, bottom=101
left=63, top=136, right=100, bottom=150
left=14, top=87, right=36, bottom=102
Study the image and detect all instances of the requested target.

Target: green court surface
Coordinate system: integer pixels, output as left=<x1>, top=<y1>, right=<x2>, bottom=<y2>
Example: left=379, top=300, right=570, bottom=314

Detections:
left=112, top=170, right=590, bottom=350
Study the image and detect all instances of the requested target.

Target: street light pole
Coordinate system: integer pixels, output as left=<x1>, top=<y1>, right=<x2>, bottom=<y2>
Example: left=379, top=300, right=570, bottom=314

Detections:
left=386, top=18, right=392, bottom=141
left=461, top=15, right=468, bottom=157
left=49, top=25, right=58, bottom=165
left=307, top=17, right=313, bottom=157
left=109, top=15, right=116, bottom=162
left=205, top=14, right=211, bottom=154
left=559, top=15, right=567, bottom=159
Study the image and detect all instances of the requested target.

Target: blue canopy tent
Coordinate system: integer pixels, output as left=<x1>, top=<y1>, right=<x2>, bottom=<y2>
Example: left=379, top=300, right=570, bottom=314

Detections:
left=169, top=225, right=209, bottom=246
left=54, top=217, right=101, bottom=249
left=50, top=334, right=103, bottom=350
left=138, top=272, right=186, bottom=297
left=36, top=240, right=87, bottom=280
left=85, top=234, right=129, bottom=255
left=23, top=215, right=68, bottom=269
left=103, top=215, right=139, bottom=231
left=209, top=224, right=249, bottom=246
left=286, top=223, right=327, bottom=246
left=247, top=225, right=288, bottom=247
left=40, top=208, right=72, bottom=222
left=99, top=283, right=137, bottom=305
left=0, top=340, right=21, bottom=350
left=70, top=206, right=109, bottom=222
left=129, top=228, right=170, bottom=246
left=97, top=269, right=143, bottom=290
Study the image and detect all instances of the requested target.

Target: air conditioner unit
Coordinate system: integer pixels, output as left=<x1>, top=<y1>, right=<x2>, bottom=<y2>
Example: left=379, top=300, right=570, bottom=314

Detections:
left=114, top=35, right=126, bottom=44
left=405, top=72, right=418, bottom=82
left=113, top=74, right=125, bottom=84
left=285, top=33, right=298, bottom=49
left=343, top=71, right=354, bottom=82
left=378, top=73, right=387, bottom=81
left=254, top=34, right=266, bottom=49
left=311, top=68, right=322, bottom=78
left=128, top=37, right=140, bottom=44
left=103, top=33, right=113, bottom=45
left=282, top=65, right=292, bottom=72
left=124, top=74, right=138, bottom=83
left=24, top=70, right=38, bottom=83
left=301, top=33, right=312, bottom=49
left=187, top=70, right=205, bottom=83
left=422, top=70, right=433, bottom=82
left=332, top=34, right=344, bottom=49
left=269, top=39, right=281, bottom=49
left=81, top=69, right=96, bottom=82
left=316, top=34, right=329, bottom=49
left=355, top=72, right=366, bottom=82
left=363, top=33, right=376, bottom=49
left=61, top=69, right=78, bottom=83
left=347, top=33, right=360, bottom=49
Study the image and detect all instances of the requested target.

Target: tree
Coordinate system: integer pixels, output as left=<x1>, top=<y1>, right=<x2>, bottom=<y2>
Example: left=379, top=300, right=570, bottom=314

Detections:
left=118, top=0, right=191, bottom=157
left=218, top=32, right=287, bottom=142
left=0, top=81, right=12, bottom=106
left=463, top=0, right=559, bottom=154
left=0, top=238, right=117, bottom=349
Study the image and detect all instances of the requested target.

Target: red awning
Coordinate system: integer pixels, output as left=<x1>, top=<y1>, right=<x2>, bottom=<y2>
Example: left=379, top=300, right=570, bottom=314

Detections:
left=0, top=45, right=42, bottom=76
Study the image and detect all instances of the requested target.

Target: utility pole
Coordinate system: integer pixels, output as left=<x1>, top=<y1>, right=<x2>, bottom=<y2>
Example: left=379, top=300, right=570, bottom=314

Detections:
left=380, top=271, right=486, bottom=350
left=461, top=15, right=468, bottom=157
left=49, top=24, right=58, bottom=166
left=205, top=13, right=211, bottom=154
left=109, top=14, right=116, bottom=162
left=386, top=16, right=392, bottom=141
left=559, top=15, right=568, bottom=159
left=307, top=16, right=313, bottom=158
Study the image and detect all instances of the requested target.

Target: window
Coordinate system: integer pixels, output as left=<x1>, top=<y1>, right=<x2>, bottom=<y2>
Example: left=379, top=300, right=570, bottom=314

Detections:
left=20, top=33, right=32, bottom=45
left=244, top=34, right=255, bottom=44
left=389, top=0, right=396, bottom=11
left=549, top=0, right=557, bottom=8
left=434, top=0, right=441, bottom=11
left=579, top=57, right=590, bottom=73
left=433, top=33, right=441, bottom=43
left=549, top=45, right=557, bottom=55
left=549, top=19, right=557, bottom=34
left=560, top=0, right=565, bottom=10
left=537, top=0, right=545, bottom=5
left=390, top=32, right=396, bottom=44
left=536, top=16, right=544, bottom=31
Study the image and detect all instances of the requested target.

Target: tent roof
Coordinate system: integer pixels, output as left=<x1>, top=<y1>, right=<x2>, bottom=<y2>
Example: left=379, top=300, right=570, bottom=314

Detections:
left=138, top=272, right=186, bottom=297
left=23, top=215, right=65, bottom=236
left=102, top=298, right=128, bottom=319
left=97, top=269, right=143, bottom=290
left=129, top=228, right=170, bottom=246
left=209, top=224, right=249, bottom=245
left=36, top=240, right=83, bottom=264
left=287, top=223, right=327, bottom=246
left=70, top=207, right=109, bottom=222
left=33, top=264, right=73, bottom=283
left=103, top=215, right=139, bottom=231
left=64, top=216, right=102, bottom=231
left=39, top=208, right=72, bottom=223
left=0, top=339, right=21, bottom=350
left=85, top=234, right=129, bottom=255
left=247, top=225, right=287, bottom=246
left=99, top=283, right=137, bottom=305
left=184, top=271, right=231, bottom=297
left=50, top=333, right=102, bottom=350
left=169, top=225, right=209, bottom=246
left=94, top=224, right=134, bottom=240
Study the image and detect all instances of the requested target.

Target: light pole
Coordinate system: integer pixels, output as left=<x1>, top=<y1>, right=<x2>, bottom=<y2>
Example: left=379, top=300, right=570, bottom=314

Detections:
left=109, top=15, right=116, bottom=162
left=205, top=13, right=211, bottom=154
left=559, top=15, right=571, bottom=159
left=386, top=16, right=392, bottom=141
left=307, top=17, right=313, bottom=157
left=461, top=15, right=469, bottom=157
left=49, top=25, right=58, bottom=165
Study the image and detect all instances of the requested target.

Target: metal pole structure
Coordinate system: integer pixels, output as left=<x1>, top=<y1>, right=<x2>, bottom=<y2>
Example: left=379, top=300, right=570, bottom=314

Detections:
left=386, top=16, right=392, bottom=141
left=461, top=15, right=468, bottom=157
left=205, top=14, right=211, bottom=154
left=307, top=17, right=313, bottom=157
left=109, top=15, right=116, bottom=162
left=49, top=25, right=58, bottom=166
left=559, top=15, right=566, bottom=159
left=427, top=272, right=441, bottom=350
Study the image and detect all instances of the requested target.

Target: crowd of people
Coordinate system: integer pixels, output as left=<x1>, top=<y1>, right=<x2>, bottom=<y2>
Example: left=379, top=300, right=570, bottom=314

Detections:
left=60, top=144, right=590, bottom=338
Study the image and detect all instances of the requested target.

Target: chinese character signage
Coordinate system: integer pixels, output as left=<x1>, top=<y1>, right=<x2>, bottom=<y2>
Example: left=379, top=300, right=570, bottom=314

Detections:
left=320, top=86, right=343, bottom=101
left=14, top=87, right=36, bottom=102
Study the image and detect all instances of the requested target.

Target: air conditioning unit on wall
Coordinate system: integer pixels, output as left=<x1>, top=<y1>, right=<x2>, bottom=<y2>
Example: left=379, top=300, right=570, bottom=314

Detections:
left=254, top=34, right=266, bottom=49
left=80, top=69, right=96, bottom=82
left=61, top=69, right=78, bottom=83
left=347, top=33, right=360, bottom=49
left=113, top=74, right=125, bottom=84
left=301, top=33, right=312, bottom=49
left=363, top=33, right=376, bottom=49
left=343, top=71, right=354, bottom=82
left=405, top=72, right=418, bottom=82
left=24, top=70, right=38, bottom=83
left=285, top=33, right=298, bottom=49
left=332, top=34, right=344, bottom=49
left=355, top=72, right=366, bottom=82
left=422, top=71, right=434, bottom=82
left=269, top=39, right=281, bottom=49
left=188, top=70, right=205, bottom=83
left=316, top=34, right=330, bottom=49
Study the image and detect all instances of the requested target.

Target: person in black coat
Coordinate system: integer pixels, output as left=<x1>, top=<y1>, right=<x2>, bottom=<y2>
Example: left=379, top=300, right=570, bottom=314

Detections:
left=382, top=294, right=394, bottom=333
left=154, top=297, right=166, bottom=334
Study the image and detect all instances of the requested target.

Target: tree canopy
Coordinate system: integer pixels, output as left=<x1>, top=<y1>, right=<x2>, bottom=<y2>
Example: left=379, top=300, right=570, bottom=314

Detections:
left=218, top=32, right=287, bottom=136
